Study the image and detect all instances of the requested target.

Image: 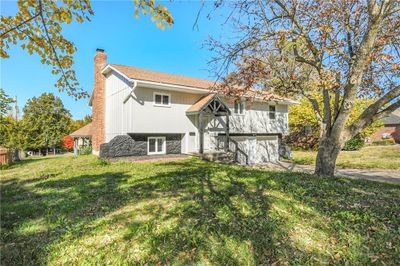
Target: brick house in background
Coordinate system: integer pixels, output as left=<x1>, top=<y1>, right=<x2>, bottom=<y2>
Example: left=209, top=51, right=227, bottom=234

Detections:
left=370, top=109, right=400, bottom=143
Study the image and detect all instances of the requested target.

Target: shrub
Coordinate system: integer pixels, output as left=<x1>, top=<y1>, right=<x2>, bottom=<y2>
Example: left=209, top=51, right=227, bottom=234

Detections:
left=372, top=138, right=395, bottom=146
left=284, top=130, right=319, bottom=151
left=343, top=134, right=365, bottom=151
left=63, top=135, right=74, bottom=151
left=79, top=146, right=92, bottom=155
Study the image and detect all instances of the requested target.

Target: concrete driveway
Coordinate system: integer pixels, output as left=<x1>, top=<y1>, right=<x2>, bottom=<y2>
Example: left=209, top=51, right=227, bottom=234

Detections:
left=256, top=161, right=400, bottom=184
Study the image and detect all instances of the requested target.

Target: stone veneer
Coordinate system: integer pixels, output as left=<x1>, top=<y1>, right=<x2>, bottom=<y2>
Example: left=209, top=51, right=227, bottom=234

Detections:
left=100, top=134, right=182, bottom=158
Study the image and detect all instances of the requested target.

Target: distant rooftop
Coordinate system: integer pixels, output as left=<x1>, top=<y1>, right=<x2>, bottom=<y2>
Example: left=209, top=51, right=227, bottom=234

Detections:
left=383, top=109, right=400, bottom=125
left=70, top=123, right=93, bottom=137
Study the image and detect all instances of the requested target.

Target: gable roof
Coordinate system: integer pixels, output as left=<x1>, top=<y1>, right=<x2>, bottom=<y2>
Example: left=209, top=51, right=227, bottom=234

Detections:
left=186, top=94, right=216, bottom=113
left=70, top=123, right=93, bottom=137
left=98, top=64, right=297, bottom=104
left=383, top=109, right=400, bottom=125
left=110, top=64, right=217, bottom=90
left=186, top=94, right=231, bottom=115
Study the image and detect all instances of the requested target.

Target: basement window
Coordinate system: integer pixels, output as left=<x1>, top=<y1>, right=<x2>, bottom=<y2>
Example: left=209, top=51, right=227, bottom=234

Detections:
left=154, top=92, right=171, bottom=107
left=148, top=137, right=166, bottom=155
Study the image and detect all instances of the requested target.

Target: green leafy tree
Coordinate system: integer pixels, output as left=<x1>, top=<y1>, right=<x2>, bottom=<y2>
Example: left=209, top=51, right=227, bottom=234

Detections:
left=289, top=96, right=383, bottom=139
left=0, top=115, right=24, bottom=150
left=70, top=114, right=92, bottom=133
left=0, top=89, right=19, bottom=149
left=0, top=89, right=14, bottom=118
left=1, top=0, right=173, bottom=99
left=21, top=93, right=72, bottom=150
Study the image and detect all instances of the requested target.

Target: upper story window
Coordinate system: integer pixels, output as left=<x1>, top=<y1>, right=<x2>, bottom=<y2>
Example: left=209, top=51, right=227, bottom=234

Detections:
left=154, top=92, right=171, bottom=107
left=269, top=105, right=276, bottom=119
left=234, top=100, right=245, bottom=115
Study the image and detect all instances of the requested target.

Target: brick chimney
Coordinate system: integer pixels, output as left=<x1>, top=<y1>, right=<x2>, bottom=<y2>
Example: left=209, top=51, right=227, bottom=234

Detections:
left=92, top=48, right=107, bottom=154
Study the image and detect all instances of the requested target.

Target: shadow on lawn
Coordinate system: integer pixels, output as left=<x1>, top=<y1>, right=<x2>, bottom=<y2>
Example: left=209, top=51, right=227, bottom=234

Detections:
left=1, top=170, right=132, bottom=265
left=1, top=158, right=399, bottom=265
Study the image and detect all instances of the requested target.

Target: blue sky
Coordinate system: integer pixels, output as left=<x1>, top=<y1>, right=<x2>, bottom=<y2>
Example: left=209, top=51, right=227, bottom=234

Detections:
left=1, top=1, right=229, bottom=119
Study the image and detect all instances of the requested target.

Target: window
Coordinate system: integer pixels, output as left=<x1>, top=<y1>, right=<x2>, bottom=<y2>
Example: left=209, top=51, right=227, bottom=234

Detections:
left=148, top=137, right=166, bottom=154
left=154, top=92, right=170, bottom=107
left=234, top=100, right=245, bottom=115
left=269, top=105, right=276, bottom=119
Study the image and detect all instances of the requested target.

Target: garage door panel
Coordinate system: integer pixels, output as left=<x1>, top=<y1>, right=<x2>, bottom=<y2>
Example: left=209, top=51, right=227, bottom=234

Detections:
left=256, top=136, right=279, bottom=163
left=231, top=136, right=279, bottom=164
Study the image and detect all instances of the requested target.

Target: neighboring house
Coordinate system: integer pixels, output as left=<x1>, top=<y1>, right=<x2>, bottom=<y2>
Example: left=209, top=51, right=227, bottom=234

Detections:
left=70, top=123, right=93, bottom=154
left=87, top=49, right=296, bottom=164
left=370, top=109, right=400, bottom=143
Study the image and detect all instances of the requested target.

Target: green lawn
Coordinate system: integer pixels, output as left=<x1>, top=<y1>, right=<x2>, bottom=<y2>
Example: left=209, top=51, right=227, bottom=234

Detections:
left=1, top=155, right=399, bottom=265
left=292, top=145, right=400, bottom=170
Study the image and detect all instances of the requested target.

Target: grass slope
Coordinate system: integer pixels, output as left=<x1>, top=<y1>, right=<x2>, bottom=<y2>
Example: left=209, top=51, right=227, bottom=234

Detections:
left=1, top=155, right=399, bottom=265
left=293, top=145, right=400, bottom=170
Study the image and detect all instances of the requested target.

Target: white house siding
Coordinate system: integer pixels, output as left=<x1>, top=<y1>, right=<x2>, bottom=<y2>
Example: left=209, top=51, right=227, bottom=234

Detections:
left=203, top=100, right=288, bottom=137
left=104, top=72, right=207, bottom=153
left=227, top=101, right=289, bottom=134
left=104, top=70, right=289, bottom=158
left=105, top=72, right=134, bottom=142
left=203, top=99, right=288, bottom=152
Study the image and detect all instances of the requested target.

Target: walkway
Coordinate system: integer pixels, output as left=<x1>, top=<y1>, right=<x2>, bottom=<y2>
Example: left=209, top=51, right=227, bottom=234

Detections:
left=256, top=161, right=400, bottom=184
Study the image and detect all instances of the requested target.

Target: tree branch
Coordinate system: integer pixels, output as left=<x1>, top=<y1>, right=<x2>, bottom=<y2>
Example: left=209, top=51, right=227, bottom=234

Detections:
left=347, top=85, right=400, bottom=137
left=38, top=0, right=75, bottom=92
left=1, top=13, right=40, bottom=38
left=322, top=89, right=332, bottom=134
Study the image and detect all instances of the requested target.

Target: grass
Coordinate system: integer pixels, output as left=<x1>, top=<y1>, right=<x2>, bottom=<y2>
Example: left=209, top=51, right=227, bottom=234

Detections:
left=1, top=155, right=399, bottom=265
left=292, top=145, right=400, bottom=170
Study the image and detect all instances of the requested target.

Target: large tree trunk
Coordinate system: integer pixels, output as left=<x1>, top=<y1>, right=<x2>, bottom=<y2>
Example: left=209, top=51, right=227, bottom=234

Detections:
left=314, top=135, right=343, bottom=176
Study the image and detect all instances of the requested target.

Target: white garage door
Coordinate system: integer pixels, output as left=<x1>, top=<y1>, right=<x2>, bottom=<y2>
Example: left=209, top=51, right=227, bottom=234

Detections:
left=255, top=136, right=279, bottom=163
left=230, top=136, right=251, bottom=165
left=231, top=136, right=279, bottom=164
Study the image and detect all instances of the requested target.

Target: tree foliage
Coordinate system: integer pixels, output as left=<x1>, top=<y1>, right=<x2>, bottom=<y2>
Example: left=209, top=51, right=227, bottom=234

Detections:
left=63, top=135, right=74, bottom=151
left=0, top=89, right=14, bottom=118
left=1, top=0, right=173, bottom=99
left=21, top=93, right=72, bottom=150
left=207, top=0, right=400, bottom=176
left=0, top=89, right=19, bottom=149
left=70, top=114, right=92, bottom=133
left=0, top=116, right=23, bottom=149
left=289, top=96, right=383, bottom=138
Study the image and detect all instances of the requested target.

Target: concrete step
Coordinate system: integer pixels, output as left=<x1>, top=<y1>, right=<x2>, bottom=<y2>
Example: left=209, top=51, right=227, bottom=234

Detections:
left=197, top=151, right=235, bottom=163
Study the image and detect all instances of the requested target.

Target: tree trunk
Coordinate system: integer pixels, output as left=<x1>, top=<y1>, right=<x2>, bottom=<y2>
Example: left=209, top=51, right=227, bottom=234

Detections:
left=314, top=136, right=343, bottom=177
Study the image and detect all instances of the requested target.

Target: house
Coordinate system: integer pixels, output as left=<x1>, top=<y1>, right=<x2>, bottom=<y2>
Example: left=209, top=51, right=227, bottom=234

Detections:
left=370, top=109, right=400, bottom=143
left=70, top=123, right=93, bottom=154
left=87, top=49, right=296, bottom=164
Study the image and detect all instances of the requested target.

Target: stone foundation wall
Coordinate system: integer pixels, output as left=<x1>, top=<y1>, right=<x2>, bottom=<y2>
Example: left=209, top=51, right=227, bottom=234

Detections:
left=100, top=134, right=182, bottom=158
left=166, top=134, right=181, bottom=154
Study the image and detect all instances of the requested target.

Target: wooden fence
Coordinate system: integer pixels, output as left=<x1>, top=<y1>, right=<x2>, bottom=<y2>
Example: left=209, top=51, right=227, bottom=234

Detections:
left=0, top=149, right=13, bottom=165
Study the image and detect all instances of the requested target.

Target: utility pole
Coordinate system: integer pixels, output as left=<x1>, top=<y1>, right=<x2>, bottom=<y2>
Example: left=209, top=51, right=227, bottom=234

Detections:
left=13, top=96, right=21, bottom=161
left=13, top=96, right=19, bottom=121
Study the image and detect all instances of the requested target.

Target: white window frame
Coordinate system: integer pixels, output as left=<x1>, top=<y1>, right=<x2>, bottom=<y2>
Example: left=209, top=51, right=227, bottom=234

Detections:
left=269, top=104, right=276, bottom=120
left=147, top=136, right=166, bottom=155
left=153, top=92, right=171, bottom=107
left=233, top=100, right=245, bottom=115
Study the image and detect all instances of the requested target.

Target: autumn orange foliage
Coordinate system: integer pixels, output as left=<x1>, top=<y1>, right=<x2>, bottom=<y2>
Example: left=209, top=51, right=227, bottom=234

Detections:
left=63, top=135, right=74, bottom=151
